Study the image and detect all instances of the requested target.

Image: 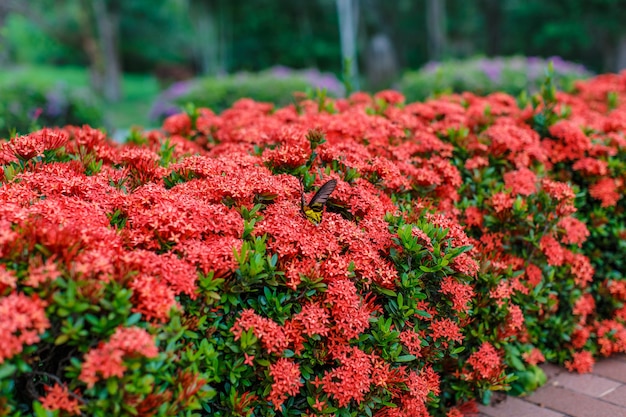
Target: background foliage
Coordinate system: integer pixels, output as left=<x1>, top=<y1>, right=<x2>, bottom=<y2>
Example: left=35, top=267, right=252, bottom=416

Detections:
left=2, top=0, right=625, bottom=133
left=3, top=0, right=626, bottom=74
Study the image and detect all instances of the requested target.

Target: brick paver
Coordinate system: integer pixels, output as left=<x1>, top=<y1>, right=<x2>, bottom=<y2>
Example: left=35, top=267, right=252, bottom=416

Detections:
left=614, top=354, right=626, bottom=363
left=593, top=359, right=626, bottom=383
left=603, top=385, right=626, bottom=407
left=547, top=372, right=621, bottom=397
left=526, top=385, right=626, bottom=417
left=478, top=357, right=626, bottom=417
left=479, top=396, right=566, bottom=417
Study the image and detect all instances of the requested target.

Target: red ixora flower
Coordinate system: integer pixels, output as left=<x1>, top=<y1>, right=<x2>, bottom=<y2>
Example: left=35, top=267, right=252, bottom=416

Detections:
left=557, top=216, right=590, bottom=247
left=39, top=383, right=81, bottom=415
left=399, top=329, right=423, bottom=357
left=163, top=113, right=193, bottom=136
left=0, top=292, right=50, bottom=364
left=503, top=167, right=537, bottom=196
left=547, top=120, right=591, bottom=162
left=539, top=235, right=566, bottom=267
left=440, top=276, right=474, bottom=313
left=465, top=342, right=504, bottom=382
left=267, top=358, right=303, bottom=410
left=490, top=191, right=515, bottom=213
left=79, top=326, right=158, bottom=388
left=522, top=348, right=546, bottom=366
left=293, top=301, right=330, bottom=337
left=231, top=309, right=289, bottom=354
left=322, top=346, right=373, bottom=407
left=589, top=177, right=621, bottom=207
left=430, top=318, right=464, bottom=344
left=565, top=350, right=594, bottom=374
left=326, top=279, right=374, bottom=340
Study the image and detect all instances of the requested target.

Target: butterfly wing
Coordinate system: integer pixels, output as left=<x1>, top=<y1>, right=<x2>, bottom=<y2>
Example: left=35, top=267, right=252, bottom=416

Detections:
left=303, top=179, right=337, bottom=224
left=308, top=179, right=337, bottom=208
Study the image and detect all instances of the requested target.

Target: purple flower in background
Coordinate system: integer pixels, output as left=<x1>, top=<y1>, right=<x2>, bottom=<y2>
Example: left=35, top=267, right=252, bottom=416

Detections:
left=314, top=74, right=344, bottom=94
left=507, top=57, right=526, bottom=71
left=526, top=57, right=544, bottom=81
left=267, top=66, right=345, bottom=96
left=269, top=65, right=292, bottom=78
left=480, top=60, right=502, bottom=82
left=409, top=55, right=592, bottom=100
left=149, top=101, right=181, bottom=120
left=45, top=89, right=65, bottom=118
left=547, top=55, right=592, bottom=76
left=149, top=80, right=196, bottom=121
left=150, top=66, right=346, bottom=121
left=164, top=80, right=195, bottom=99
left=421, top=61, right=441, bottom=73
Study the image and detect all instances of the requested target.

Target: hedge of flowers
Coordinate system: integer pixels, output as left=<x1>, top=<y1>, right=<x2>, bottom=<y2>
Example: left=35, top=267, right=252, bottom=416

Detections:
left=0, top=77, right=103, bottom=139
left=149, top=66, right=344, bottom=121
left=1, top=68, right=625, bottom=417
left=399, top=56, right=593, bottom=102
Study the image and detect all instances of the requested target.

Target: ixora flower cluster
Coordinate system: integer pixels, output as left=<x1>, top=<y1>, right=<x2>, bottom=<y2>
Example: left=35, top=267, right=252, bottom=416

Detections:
left=1, top=70, right=626, bottom=417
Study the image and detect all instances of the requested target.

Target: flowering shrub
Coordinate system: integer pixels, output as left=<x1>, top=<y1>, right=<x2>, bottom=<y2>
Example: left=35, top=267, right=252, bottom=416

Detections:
left=534, top=73, right=626, bottom=364
left=399, top=56, right=592, bottom=102
left=149, top=66, right=344, bottom=121
left=0, top=78, right=103, bottom=139
left=2, top=68, right=626, bottom=416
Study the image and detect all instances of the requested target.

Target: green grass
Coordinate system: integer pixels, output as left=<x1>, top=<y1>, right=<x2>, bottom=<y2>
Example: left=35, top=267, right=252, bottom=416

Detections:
left=112, top=72, right=160, bottom=130
left=0, top=65, right=91, bottom=88
left=0, top=65, right=160, bottom=131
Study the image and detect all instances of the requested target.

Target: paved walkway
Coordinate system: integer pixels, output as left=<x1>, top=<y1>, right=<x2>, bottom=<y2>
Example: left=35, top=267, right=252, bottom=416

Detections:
left=478, top=354, right=626, bottom=417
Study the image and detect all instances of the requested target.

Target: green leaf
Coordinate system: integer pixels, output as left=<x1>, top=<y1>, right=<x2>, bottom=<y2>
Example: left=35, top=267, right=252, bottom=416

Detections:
left=509, top=355, right=526, bottom=371
left=126, top=313, right=142, bottom=326
left=0, top=363, right=16, bottom=380
left=107, top=377, right=119, bottom=395
left=415, top=309, right=432, bottom=318
left=32, top=401, right=53, bottom=417
left=395, top=354, right=416, bottom=362
left=376, top=287, right=397, bottom=297
left=54, top=333, right=69, bottom=345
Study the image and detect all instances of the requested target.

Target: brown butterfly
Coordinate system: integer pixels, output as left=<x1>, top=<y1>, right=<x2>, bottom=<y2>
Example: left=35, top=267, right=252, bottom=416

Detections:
left=300, top=179, right=337, bottom=224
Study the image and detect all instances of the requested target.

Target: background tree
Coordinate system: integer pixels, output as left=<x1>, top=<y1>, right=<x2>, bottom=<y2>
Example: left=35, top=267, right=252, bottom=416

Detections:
left=0, top=0, right=123, bottom=101
left=426, top=0, right=446, bottom=60
left=336, top=0, right=360, bottom=90
left=500, top=0, right=626, bottom=72
left=3, top=0, right=626, bottom=86
left=187, top=0, right=226, bottom=76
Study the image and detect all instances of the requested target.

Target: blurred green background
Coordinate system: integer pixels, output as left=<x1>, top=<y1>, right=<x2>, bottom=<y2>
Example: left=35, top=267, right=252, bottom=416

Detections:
left=1, top=0, right=625, bottom=138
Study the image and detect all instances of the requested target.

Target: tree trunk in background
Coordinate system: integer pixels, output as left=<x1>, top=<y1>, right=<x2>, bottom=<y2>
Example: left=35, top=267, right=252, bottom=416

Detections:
left=616, top=34, right=626, bottom=72
left=337, top=0, right=360, bottom=92
left=365, top=33, right=398, bottom=91
left=426, top=0, right=446, bottom=61
left=481, top=0, right=502, bottom=55
left=90, top=0, right=122, bottom=102
left=297, top=1, right=315, bottom=67
left=218, top=0, right=230, bottom=74
left=190, top=0, right=220, bottom=76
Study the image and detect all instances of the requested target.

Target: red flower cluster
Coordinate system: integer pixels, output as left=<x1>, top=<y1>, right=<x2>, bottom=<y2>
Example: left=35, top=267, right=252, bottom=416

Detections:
left=0, top=292, right=49, bottom=363
left=268, top=358, right=303, bottom=409
left=79, top=326, right=158, bottom=388
left=465, top=342, right=505, bottom=382
left=39, top=383, right=81, bottom=415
